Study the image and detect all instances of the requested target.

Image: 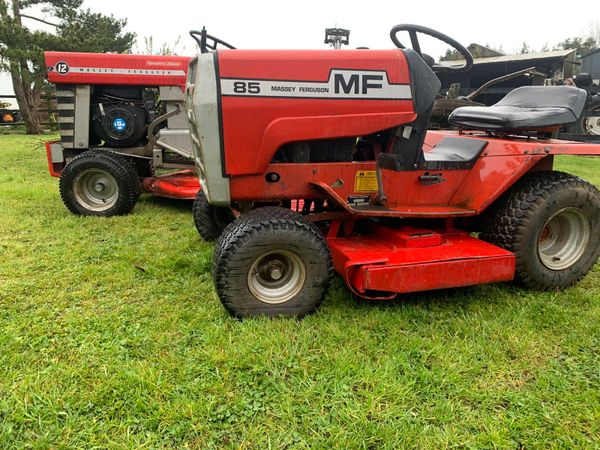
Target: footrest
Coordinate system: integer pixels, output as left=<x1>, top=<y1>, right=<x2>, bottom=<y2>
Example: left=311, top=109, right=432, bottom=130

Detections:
left=310, top=181, right=476, bottom=217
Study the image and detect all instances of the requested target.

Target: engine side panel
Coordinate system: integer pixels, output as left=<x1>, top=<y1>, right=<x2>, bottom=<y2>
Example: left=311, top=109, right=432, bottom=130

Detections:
left=216, top=49, right=417, bottom=176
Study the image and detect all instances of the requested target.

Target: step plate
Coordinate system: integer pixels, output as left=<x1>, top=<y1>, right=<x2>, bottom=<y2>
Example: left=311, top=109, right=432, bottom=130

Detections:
left=328, top=231, right=515, bottom=296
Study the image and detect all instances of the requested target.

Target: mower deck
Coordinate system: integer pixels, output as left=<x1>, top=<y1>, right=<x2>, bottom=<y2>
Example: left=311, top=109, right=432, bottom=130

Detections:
left=141, top=170, right=200, bottom=200
left=328, top=222, right=515, bottom=298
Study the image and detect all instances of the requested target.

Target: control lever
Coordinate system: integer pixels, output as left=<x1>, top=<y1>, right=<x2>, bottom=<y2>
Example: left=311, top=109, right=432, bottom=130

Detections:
left=375, top=154, right=388, bottom=206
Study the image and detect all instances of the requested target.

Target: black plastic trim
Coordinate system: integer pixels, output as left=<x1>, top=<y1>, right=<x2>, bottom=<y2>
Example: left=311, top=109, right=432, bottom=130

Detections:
left=421, top=137, right=488, bottom=170
left=402, top=49, right=441, bottom=115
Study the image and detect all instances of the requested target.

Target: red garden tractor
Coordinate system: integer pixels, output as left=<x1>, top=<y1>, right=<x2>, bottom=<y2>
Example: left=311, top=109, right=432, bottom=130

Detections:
left=185, top=24, right=600, bottom=318
left=43, top=28, right=234, bottom=216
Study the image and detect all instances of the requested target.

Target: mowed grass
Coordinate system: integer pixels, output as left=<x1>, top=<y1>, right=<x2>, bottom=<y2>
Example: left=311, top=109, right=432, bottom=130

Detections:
left=0, top=134, right=599, bottom=449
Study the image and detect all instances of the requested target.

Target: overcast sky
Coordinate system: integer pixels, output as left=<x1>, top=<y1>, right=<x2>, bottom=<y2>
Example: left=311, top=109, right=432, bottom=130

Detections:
left=2, top=0, right=598, bottom=105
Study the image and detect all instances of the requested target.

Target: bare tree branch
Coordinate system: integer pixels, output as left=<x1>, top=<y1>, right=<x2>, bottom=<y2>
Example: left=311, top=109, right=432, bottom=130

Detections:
left=20, top=13, right=58, bottom=27
left=588, top=20, right=600, bottom=47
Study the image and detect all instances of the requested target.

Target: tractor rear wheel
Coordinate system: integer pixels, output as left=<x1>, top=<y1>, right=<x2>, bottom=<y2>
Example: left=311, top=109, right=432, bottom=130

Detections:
left=480, top=171, right=600, bottom=289
left=192, top=189, right=235, bottom=241
left=59, top=150, right=140, bottom=216
left=213, top=207, right=333, bottom=318
left=576, top=106, right=600, bottom=136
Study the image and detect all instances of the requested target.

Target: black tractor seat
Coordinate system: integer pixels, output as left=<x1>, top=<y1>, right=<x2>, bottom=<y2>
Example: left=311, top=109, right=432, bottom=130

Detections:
left=448, top=86, right=587, bottom=132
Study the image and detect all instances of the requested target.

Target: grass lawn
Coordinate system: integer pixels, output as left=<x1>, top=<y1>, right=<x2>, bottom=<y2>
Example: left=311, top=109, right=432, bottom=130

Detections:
left=0, top=134, right=599, bottom=448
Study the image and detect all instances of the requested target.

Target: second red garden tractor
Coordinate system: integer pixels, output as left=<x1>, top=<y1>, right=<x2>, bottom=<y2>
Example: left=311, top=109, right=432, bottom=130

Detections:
left=42, top=30, right=235, bottom=217
left=186, top=24, right=600, bottom=318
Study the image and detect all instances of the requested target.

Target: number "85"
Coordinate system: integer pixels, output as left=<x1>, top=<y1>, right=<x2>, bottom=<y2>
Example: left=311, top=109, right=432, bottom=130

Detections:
left=233, top=81, right=260, bottom=94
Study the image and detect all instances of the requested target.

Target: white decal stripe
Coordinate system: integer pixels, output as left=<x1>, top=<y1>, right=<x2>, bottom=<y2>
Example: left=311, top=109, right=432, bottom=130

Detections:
left=221, top=70, right=412, bottom=100
left=69, top=67, right=186, bottom=76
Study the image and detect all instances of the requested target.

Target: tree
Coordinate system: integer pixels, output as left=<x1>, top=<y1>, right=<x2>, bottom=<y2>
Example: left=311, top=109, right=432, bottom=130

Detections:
left=440, top=48, right=461, bottom=61
left=440, top=43, right=503, bottom=61
left=0, top=1, right=135, bottom=134
left=520, top=42, right=531, bottom=54
left=139, top=35, right=184, bottom=56
left=587, top=20, right=600, bottom=47
left=554, top=36, right=597, bottom=55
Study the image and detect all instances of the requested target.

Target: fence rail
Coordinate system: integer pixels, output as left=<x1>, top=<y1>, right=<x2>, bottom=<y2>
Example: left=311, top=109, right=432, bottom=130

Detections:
left=1, top=92, right=57, bottom=127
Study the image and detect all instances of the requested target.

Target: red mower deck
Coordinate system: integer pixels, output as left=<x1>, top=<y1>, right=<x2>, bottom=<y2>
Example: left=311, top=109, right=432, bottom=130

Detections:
left=141, top=170, right=199, bottom=200
left=328, top=223, right=515, bottom=299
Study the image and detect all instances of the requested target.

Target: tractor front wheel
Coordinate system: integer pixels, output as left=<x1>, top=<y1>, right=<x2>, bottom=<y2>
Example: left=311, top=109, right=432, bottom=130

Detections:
left=213, top=207, right=333, bottom=318
left=192, top=190, right=236, bottom=241
left=480, top=171, right=600, bottom=289
left=59, top=150, right=140, bottom=216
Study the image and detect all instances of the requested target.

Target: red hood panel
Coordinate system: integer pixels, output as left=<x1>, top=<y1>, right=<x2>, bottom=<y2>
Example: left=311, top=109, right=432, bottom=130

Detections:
left=45, top=51, right=191, bottom=88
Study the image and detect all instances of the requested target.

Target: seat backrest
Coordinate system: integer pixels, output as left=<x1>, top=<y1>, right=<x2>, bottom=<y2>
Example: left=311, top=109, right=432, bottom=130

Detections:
left=496, top=86, right=587, bottom=115
left=448, top=86, right=588, bottom=133
left=378, top=50, right=441, bottom=172
left=402, top=49, right=442, bottom=115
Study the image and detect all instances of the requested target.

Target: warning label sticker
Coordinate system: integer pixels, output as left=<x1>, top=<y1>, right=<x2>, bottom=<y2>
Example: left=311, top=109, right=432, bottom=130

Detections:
left=354, top=170, right=378, bottom=192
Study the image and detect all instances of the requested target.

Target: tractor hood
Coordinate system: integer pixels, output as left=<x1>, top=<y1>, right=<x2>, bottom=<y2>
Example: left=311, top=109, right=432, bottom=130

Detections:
left=186, top=49, right=438, bottom=206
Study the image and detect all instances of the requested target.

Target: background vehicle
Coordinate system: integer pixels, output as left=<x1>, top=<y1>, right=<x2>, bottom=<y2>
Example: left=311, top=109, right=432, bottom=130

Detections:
left=186, top=24, right=600, bottom=318
left=44, top=51, right=198, bottom=216
left=43, top=29, right=237, bottom=217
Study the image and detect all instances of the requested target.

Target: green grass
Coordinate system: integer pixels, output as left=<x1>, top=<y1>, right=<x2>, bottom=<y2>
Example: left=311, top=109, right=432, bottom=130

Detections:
left=0, top=134, right=599, bottom=449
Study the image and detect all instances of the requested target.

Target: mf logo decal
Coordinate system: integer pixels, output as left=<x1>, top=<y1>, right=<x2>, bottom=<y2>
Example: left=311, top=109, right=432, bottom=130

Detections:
left=334, top=73, right=384, bottom=95
left=54, top=61, right=69, bottom=75
left=220, top=70, right=411, bottom=100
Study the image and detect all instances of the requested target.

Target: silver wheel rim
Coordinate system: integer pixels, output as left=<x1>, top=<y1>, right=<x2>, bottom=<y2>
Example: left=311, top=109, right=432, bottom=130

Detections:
left=584, top=114, right=600, bottom=136
left=73, top=168, right=119, bottom=212
left=247, top=250, right=306, bottom=304
left=538, top=207, right=591, bottom=270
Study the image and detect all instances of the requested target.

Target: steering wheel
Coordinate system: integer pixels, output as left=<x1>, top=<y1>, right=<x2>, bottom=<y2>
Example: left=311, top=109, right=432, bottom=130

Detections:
left=189, top=27, right=236, bottom=54
left=390, top=24, right=473, bottom=73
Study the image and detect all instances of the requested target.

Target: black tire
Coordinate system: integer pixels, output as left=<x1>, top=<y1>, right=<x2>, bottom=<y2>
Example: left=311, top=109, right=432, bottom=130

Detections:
left=59, top=150, right=140, bottom=216
left=192, top=189, right=235, bottom=241
left=213, top=207, right=333, bottom=318
left=576, top=106, right=600, bottom=136
left=480, top=171, right=600, bottom=290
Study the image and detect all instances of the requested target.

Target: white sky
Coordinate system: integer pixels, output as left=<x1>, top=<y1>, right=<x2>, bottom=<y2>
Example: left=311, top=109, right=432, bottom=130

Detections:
left=2, top=0, right=599, bottom=106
